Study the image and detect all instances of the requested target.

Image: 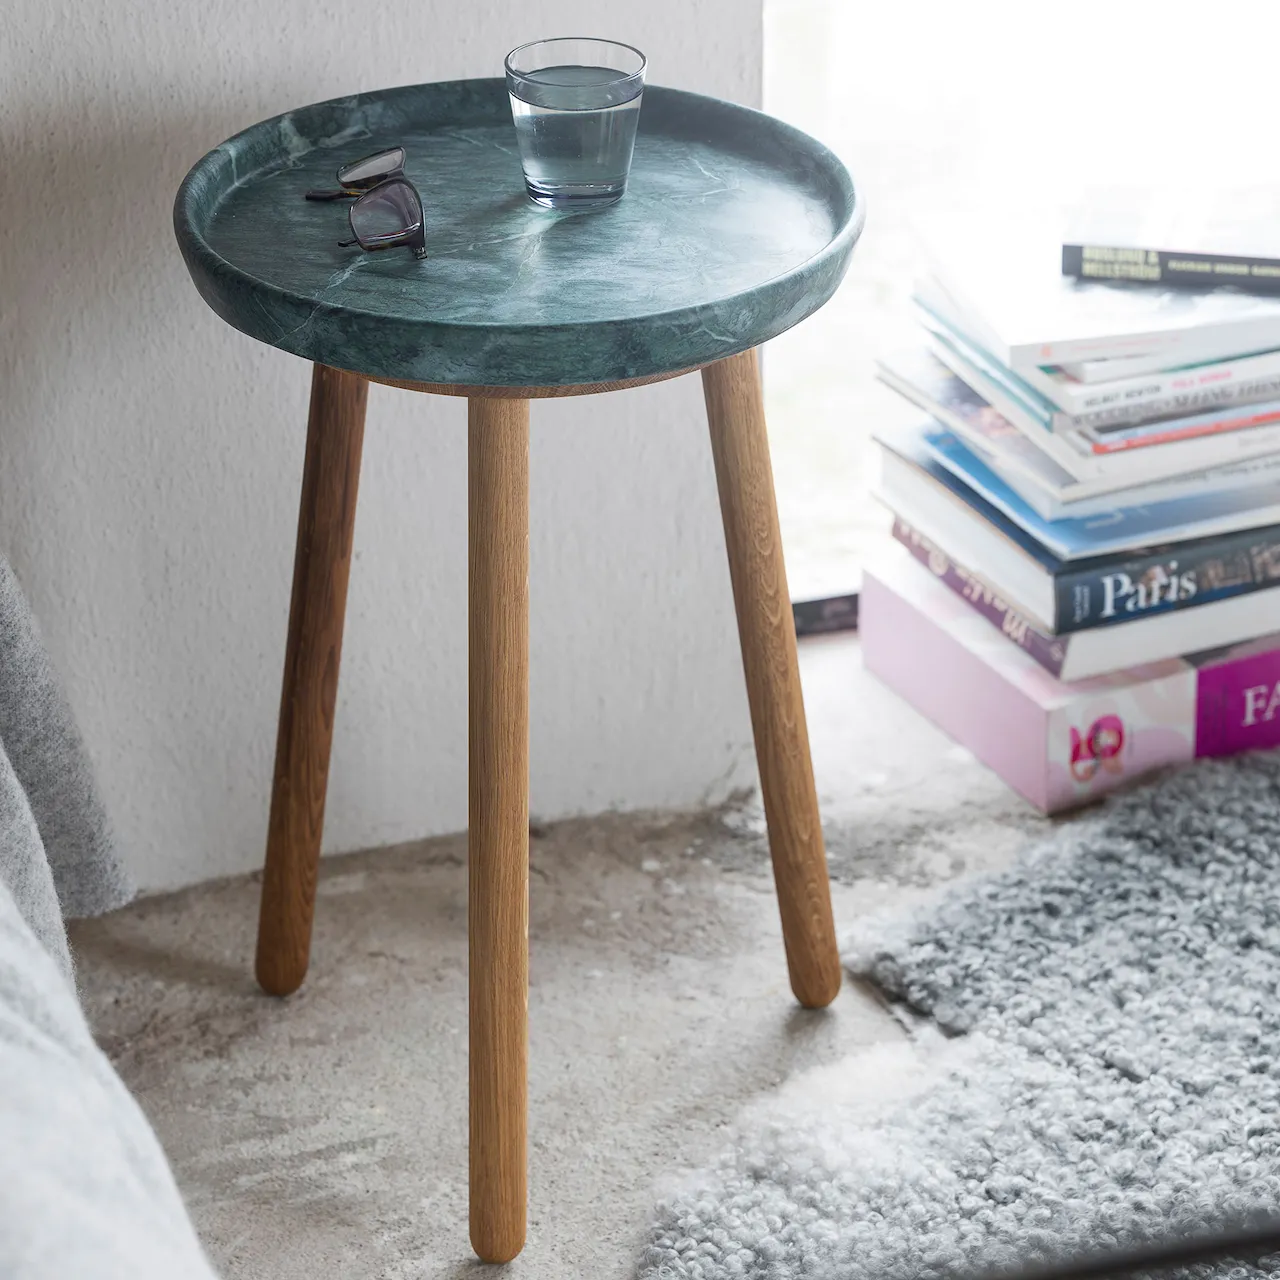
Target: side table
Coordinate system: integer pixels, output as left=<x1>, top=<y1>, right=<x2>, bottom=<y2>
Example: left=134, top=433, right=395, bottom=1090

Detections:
left=175, top=78, right=863, bottom=1263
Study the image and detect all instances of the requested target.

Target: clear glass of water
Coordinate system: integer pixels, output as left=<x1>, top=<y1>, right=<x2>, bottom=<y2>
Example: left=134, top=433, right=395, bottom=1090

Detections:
left=505, top=37, right=647, bottom=210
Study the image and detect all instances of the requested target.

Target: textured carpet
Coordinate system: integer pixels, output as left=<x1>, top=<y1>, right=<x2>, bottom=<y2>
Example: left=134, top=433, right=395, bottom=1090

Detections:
left=639, top=755, right=1280, bottom=1280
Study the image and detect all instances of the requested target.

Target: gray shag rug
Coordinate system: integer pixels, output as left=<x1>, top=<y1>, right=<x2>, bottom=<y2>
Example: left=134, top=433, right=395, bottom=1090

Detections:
left=639, top=754, right=1280, bottom=1280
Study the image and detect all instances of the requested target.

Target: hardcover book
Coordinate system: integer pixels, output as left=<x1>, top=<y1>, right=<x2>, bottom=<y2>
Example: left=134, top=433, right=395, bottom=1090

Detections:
left=792, top=593, right=858, bottom=637
left=1063, top=244, right=1280, bottom=296
left=890, top=518, right=1280, bottom=680
left=1063, top=192, right=1280, bottom=296
left=912, top=211, right=1280, bottom=371
left=861, top=546, right=1280, bottom=814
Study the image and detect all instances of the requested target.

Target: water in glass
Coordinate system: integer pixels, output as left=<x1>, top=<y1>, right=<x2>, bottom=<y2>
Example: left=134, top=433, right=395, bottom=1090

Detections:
left=508, top=64, right=643, bottom=208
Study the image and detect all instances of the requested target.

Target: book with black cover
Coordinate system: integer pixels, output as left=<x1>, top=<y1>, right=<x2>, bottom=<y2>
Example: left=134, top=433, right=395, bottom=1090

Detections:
left=1062, top=192, right=1280, bottom=296
left=887, top=518, right=1280, bottom=680
left=877, top=426, right=1280, bottom=634
left=792, top=594, right=859, bottom=637
left=912, top=211, right=1280, bottom=371
left=1063, top=245, right=1280, bottom=295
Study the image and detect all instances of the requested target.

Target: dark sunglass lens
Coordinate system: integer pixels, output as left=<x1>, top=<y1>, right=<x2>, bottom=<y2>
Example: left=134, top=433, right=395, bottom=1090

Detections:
left=350, top=180, right=423, bottom=247
left=337, top=146, right=406, bottom=187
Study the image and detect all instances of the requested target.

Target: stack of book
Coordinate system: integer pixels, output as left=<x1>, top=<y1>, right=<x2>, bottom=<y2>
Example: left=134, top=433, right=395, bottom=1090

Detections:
left=864, top=211, right=1280, bottom=813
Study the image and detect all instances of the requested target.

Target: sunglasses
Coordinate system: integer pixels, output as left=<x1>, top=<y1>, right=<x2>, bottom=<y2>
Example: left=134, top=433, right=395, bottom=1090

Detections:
left=305, top=146, right=406, bottom=201
left=300, top=146, right=426, bottom=260
left=336, top=177, right=428, bottom=260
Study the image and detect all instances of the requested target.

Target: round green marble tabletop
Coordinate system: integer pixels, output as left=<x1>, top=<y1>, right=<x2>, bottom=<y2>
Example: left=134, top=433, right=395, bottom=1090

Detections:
left=174, top=79, right=863, bottom=388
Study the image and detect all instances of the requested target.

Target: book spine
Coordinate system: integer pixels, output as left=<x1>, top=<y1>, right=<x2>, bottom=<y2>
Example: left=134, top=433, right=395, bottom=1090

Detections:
left=792, top=594, right=858, bottom=637
left=1080, top=405, right=1280, bottom=454
left=1063, top=374, right=1280, bottom=432
left=861, top=569, right=1061, bottom=811
left=1061, top=353, right=1280, bottom=414
left=1063, top=243, right=1280, bottom=295
left=1195, top=647, right=1280, bottom=755
left=1055, top=524, right=1280, bottom=633
left=891, top=519, right=1067, bottom=675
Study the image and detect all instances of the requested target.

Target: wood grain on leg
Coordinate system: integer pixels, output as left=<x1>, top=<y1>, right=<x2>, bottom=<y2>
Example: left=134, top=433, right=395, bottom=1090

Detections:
left=255, top=364, right=368, bottom=997
left=702, top=349, right=841, bottom=1009
left=468, top=396, right=530, bottom=1263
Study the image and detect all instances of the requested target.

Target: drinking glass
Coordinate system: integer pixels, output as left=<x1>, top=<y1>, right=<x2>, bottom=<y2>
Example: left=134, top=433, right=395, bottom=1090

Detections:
left=505, top=37, right=647, bottom=210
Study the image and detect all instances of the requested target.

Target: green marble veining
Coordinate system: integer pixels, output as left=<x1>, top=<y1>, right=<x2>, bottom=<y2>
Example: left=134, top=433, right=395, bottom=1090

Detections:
left=174, top=79, right=863, bottom=387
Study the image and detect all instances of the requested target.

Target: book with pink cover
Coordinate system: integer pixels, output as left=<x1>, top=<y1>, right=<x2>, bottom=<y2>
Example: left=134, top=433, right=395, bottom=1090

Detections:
left=862, top=545, right=1280, bottom=813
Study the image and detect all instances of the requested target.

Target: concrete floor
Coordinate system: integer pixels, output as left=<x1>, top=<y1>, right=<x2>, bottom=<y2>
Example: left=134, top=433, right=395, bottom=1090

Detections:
left=69, top=635, right=1052, bottom=1279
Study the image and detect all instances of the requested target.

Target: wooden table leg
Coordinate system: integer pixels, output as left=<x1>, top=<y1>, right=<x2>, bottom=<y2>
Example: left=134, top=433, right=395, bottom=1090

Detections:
left=468, top=395, right=530, bottom=1263
left=255, top=364, right=368, bottom=997
left=701, top=349, right=842, bottom=1010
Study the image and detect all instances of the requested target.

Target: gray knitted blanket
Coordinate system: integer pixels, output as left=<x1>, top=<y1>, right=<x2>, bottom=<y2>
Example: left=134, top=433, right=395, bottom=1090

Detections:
left=640, top=754, right=1280, bottom=1279
left=0, top=556, right=132, bottom=967
left=0, top=558, right=217, bottom=1276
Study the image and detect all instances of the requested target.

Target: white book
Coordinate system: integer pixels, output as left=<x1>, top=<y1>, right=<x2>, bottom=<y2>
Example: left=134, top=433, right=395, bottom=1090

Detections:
left=1065, top=186, right=1280, bottom=262
left=1043, top=348, right=1280, bottom=412
left=871, top=537, right=1280, bottom=683
left=916, top=280, right=1280, bottom=424
left=991, top=343, right=1280, bottom=422
left=912, top=210, right=1280, bottom=371
left=1057, top=347, right=1280, bottom=385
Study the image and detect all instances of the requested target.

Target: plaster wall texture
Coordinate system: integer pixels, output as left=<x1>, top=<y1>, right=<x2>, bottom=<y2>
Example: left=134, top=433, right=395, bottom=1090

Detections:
left=0, top=1, right=762, bottom=891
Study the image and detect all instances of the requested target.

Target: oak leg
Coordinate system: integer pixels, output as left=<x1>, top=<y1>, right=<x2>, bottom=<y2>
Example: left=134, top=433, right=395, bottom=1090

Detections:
left=468, top=396, right=530, bottom=1264
left=255, top=364, right=368, bottom=997
left=701, top=349, right=841, bottom=1009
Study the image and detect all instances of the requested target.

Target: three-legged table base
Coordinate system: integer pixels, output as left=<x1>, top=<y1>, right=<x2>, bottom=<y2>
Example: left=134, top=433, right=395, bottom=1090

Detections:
left=253, top=351, right=841, bottom=1262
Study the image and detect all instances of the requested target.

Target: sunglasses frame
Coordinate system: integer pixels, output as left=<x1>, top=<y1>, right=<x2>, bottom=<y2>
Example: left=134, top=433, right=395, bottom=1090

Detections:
left=337, top=176, right=428, bottom=260
left=304, top=145, right=407, bottom=202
